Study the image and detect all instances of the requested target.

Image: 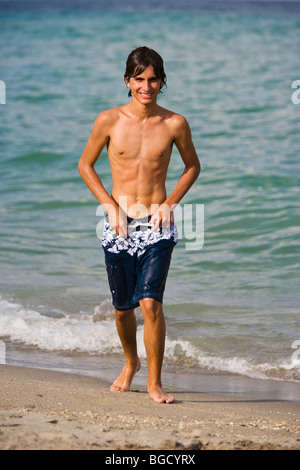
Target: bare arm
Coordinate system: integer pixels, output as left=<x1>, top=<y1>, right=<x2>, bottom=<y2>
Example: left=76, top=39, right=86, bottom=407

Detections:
left=78, top=111, right=127, bottom=236
left=150, top=115, right=201, bottom=229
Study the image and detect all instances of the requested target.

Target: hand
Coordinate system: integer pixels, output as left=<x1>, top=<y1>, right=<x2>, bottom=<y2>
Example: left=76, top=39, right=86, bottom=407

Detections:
left=149, top=203, right=174, bottom=231
left=106, top=205, right=128, bottom=237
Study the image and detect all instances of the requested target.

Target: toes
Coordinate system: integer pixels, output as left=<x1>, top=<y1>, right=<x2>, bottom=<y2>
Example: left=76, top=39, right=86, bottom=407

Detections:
left=110, top=383, right=122, bottom=392
left=110, top=385, right=126, bottom=392
left=166, top=396, right=175, bottom=404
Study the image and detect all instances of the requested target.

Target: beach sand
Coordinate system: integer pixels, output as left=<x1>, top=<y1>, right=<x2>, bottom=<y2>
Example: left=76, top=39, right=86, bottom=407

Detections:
left=0, top=364, right=299, bottom=450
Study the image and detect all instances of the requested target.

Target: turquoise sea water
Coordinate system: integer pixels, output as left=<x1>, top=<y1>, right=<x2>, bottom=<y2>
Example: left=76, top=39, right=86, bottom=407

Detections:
left=1, top=1, right=300, bottom=398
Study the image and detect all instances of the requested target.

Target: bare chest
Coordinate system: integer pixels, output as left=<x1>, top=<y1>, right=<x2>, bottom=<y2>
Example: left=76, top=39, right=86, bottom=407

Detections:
left=108, top=119, right=173, bottom=163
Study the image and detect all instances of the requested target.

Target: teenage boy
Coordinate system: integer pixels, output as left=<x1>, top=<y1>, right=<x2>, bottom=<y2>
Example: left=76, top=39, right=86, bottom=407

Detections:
left=78, top=47, right=200, bottom=403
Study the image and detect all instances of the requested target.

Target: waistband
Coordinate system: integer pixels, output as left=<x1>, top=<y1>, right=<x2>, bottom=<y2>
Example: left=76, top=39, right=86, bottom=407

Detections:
left=127, top=214, right=152, bottom=224
left=105, top=213, right=152, bottom=232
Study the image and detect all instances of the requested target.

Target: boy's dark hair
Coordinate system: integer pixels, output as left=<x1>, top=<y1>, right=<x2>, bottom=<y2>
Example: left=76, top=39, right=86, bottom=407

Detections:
left=124, top=46, right=167, bottom=97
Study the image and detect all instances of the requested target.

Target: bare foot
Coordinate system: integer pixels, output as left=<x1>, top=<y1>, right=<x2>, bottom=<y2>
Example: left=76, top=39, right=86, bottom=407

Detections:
left=148, top=383, right=175, bottom=404
left=110, top=359, right=141, bottom=392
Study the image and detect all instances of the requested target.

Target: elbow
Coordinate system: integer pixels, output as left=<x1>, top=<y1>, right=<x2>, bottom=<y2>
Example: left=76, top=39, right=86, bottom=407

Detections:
left=194, top=159, right=201, bottom=180
left=78, top=157, right=87, bottom=178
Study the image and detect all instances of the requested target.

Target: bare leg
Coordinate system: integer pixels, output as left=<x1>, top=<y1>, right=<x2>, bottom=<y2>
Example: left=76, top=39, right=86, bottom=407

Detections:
left=110, top=308, right=141, bottom=392
left=139, top=298, right=174, bottom=404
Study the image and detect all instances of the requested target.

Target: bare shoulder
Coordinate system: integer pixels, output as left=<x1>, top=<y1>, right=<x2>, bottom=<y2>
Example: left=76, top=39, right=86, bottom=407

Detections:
left=90, top=106, right=127, bottom=142
left=93, top=107, right=121, bottom=130
left=161, top=108, right=191, bottom=139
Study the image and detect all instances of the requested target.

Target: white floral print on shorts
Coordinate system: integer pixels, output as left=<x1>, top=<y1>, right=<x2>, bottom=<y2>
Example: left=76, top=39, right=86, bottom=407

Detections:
left=102, top=217, right=178, bottom=257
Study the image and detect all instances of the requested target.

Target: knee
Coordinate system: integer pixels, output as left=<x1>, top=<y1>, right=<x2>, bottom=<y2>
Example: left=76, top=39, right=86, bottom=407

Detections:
left=140, top=298, right=163, bottom=323
left=115, top=308, right=134, bottom=322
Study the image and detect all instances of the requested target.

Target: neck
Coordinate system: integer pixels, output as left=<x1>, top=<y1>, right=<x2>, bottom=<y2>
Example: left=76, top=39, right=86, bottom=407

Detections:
left=128, top=98, right=159, bottom=119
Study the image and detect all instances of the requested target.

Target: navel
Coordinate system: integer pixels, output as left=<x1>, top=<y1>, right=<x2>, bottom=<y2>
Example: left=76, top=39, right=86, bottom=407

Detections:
left=119, top=149, right=124, bottom=155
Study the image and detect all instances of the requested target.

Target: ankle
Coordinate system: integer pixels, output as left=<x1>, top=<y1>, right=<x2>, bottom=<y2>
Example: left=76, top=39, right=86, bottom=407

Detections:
left=147, top=379, right=162, bottom=388
left=126, top=358, right=140, bottom=369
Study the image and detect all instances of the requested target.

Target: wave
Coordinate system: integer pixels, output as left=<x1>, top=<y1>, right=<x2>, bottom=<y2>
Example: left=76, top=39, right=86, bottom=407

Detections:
left=0, top=296, right=299, bottom=382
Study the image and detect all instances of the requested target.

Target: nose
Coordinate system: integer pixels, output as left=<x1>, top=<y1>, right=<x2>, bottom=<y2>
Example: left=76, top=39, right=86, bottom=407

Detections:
left=143, top=80, right=152, bottom=91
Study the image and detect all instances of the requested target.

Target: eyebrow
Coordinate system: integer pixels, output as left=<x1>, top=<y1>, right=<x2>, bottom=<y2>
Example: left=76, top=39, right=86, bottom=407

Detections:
left=134, top=75, right=158, bottom=80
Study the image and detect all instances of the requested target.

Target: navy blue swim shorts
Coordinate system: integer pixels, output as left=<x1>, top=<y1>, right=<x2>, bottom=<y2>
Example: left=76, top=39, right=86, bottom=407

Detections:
left=102, top=214, right=178, bottom=311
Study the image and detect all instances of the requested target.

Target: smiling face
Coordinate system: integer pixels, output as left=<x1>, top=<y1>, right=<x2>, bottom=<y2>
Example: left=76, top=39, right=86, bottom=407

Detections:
left=126, top=65, right=162, bottom=105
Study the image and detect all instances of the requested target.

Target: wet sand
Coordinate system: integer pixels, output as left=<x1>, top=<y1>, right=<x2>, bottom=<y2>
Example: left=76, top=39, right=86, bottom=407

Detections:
left=0, top=365, right=299, bottom=450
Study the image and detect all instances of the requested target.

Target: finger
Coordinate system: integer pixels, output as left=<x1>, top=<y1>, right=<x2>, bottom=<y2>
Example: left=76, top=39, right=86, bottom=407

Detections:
left=150, top=217, right=160, bottom=231
left=119, top=224, right=128, bottom=237
left=170, top=212, right=174, bottom=225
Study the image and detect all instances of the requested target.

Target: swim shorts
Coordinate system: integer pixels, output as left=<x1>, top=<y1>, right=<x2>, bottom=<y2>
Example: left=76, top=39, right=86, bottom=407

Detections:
left=102, top=214, right=178, bottom=311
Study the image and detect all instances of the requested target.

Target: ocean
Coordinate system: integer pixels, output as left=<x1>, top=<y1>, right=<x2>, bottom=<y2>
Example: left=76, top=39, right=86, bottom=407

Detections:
left=0, top=0, right=299, bottom=400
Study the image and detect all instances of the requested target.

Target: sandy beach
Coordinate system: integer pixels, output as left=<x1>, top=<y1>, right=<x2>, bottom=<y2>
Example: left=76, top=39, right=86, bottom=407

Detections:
left=0, top=364, right=299, bottom=450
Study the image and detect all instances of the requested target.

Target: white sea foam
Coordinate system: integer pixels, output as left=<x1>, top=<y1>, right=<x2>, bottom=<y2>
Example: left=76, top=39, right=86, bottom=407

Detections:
left=0, top=297, right=122, bottom=355
left=0, top=297, right=299, bottom=382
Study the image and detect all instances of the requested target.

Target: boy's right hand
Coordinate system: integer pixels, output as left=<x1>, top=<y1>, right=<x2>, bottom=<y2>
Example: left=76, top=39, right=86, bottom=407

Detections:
left=106, top=205, right=128, bottom=238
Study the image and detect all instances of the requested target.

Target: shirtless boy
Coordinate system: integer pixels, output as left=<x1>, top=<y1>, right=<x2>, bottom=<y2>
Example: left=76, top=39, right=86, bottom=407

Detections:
left=78, top=47, right=200, bottom=403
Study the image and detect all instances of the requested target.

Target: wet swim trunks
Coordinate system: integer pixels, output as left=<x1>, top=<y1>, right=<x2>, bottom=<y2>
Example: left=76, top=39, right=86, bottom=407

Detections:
left=102, top=214, right=178, bottom=311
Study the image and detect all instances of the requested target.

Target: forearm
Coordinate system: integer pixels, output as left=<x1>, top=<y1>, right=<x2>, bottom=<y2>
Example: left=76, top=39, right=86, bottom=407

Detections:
left=78, top=162, right=116, bottom=209
left=164, top=162, right=201, bottom=208
left=78, top=162, right=128, bottom=236
left=150, top=162, right=200, bottom=230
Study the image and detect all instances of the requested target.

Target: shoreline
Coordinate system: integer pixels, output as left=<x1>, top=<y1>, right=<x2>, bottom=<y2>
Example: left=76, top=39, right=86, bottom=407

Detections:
left=0, top=364, right=299, bottom=450
left=3, top=339, right=300, bottom=403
